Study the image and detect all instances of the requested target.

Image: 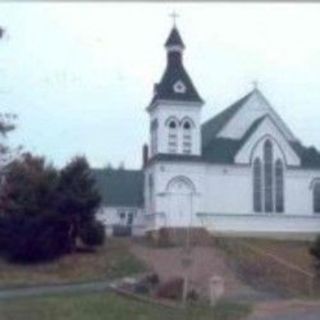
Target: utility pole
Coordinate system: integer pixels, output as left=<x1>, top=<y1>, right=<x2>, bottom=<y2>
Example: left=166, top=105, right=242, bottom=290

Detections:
left=182, top=192, right=193, bottom=305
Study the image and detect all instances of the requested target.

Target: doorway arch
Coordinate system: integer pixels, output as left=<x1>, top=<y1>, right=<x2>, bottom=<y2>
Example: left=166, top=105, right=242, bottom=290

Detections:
left=166, top=176, right=196, bottom=227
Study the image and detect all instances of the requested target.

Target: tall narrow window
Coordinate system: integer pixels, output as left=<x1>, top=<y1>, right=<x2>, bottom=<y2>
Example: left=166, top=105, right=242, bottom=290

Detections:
left=148, top=174, right=154, bottom=213
left=264, top=140, right=273, bottom=212
left=253, top=139, right=285, bottom=213
left=150, top=119, right=158, bottom=155
left=182, top=121, right=192, bottom=154
left=313, top=182, right=320, bottom=213
left=168, top=120, right=178, bottom=153
left=253, top=158, right=262, bottom=212
left=275, top=159, right=284, bottom=213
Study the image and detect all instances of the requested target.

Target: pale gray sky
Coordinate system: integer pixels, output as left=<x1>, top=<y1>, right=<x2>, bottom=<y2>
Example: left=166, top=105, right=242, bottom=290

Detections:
left=1, top=2, right=320, bottom=169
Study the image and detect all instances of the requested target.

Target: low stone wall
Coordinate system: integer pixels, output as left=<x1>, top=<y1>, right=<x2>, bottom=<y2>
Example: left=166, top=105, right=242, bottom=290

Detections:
left=146, top=227, right=214, bottom=247
left=198, top=213, right=320, bottom=241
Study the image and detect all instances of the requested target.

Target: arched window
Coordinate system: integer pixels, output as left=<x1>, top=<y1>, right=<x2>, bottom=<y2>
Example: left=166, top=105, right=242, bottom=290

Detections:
left=264, top=140, right=273, bottom=212
left=313, top=182, right=320, bottom=213
left=167, top=119, right=178, bottom=153
left=275, top=159, right=284, bottom=213
left=169, top=120, right=177, bottom=129
left=253, top=139, right=285, bottom=214
left=253, top=158, right=262, bottom=212
left=183, top=122, right=191, bottom=130
left=182, top=120, right=192, bottom=154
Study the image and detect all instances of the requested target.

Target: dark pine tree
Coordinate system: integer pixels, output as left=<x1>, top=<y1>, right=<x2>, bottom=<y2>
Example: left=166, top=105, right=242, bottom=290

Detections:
left=56, top=156, right=101, bottom=251
left=0, top=153, right=59, bottom=217
left=0, top=153, right=70, bottom=261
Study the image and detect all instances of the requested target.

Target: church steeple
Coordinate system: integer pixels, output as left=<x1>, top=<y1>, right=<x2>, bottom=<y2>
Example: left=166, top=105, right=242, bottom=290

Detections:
left=165, top=26, right=185, bottom=50
left=147, top=22, right=203, bottom=158
left=165, top=26, right=185, bottom=67
left=148, top=24, right=204, bottom=108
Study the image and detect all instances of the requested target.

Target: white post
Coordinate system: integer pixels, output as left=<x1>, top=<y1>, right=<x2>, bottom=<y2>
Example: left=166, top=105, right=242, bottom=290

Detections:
left=209, top=276, right=225, bottom=306
left=182, top=192, right=193, bottom=305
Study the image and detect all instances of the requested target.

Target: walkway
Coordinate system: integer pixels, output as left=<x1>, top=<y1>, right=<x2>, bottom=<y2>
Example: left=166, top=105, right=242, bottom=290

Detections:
left=130, top=243, right=270, bottom=301
left=0, top=280, right=111, bottom=300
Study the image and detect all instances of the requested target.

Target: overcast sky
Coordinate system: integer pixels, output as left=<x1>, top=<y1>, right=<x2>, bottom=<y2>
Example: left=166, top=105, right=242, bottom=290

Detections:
left=0, top=2, right=320, bottom=169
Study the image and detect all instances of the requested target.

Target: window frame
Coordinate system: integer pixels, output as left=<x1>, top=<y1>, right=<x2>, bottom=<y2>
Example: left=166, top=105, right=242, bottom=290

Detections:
left=313, top=182, right=320, bottom=214
left=253, top=139, right=285, bottom=214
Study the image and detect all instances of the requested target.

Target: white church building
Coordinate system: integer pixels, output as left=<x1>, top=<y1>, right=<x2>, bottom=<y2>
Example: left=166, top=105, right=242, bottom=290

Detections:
left=94, top=25, right=320, bottom=238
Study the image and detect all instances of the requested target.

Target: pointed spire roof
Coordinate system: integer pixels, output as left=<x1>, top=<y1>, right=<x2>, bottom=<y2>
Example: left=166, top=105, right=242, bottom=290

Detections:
left=148, top=25, right=203, bottom=107
left=165, top=26, right=185, bottom=49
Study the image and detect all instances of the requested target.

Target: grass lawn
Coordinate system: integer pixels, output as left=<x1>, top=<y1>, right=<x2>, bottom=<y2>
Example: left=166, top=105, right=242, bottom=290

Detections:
left=216, top=237, right=314, bottom=273
left=0, top=239, right=146, bottom=289
left=247, top=238, right=314, bottom=273
left=0, top=291, right=251, bottom=320
left=215, top=236, right=316, bottom=297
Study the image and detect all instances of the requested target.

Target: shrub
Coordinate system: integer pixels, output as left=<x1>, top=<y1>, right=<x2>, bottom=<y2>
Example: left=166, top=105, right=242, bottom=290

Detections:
left=80, top=221, right=105, bottom=247
left=187, top=289, right=199, bottom=302
left=134, top=282, right=150, bottom=295
left=4, top=214, right=69, bottom=262
left=146, top=273, right=160, bottom=287
left=156, top=277, right=184, bottom=300
left=0, top=216, right=8, bottom=252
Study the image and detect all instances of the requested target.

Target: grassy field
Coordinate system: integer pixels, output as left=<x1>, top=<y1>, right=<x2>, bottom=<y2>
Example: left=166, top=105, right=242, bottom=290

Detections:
left=216, top=236, right=313, bottom=272
left=0, top=292, right=251, bottom=320
left=0, top=239, right=146, bottom=289
left=247, top=238, right=313, bottom=273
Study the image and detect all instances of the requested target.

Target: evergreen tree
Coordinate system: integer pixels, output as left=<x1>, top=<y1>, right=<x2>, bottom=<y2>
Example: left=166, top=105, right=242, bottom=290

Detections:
left=56, top=156, right=101, bottom=250
left=0, top=153, right=69, bottom=261
left=0, top=153, right=59, bottom=217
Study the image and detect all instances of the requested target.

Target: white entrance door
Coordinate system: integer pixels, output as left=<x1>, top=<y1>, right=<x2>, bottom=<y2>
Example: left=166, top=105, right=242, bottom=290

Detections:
left=167, top=177, right=194, bottom=227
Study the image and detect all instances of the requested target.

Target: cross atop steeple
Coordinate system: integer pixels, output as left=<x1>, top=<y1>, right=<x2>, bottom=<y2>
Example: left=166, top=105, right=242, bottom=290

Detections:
left=169, top=11, right=179, bottom=27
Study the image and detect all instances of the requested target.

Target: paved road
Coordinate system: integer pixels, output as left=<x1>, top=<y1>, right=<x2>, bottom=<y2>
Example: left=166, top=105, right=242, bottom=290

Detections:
left=0, top=280, right=112, bottom=300
left=251, top=309, right=320, bottom=320
left=1, top=281, right=320, bottom=320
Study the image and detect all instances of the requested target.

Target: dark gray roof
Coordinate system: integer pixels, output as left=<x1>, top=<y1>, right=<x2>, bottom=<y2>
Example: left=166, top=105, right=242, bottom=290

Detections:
left=150, top=65, right=203, bottom=105
left=165, top=26, right=185, bottom=48
left=202, top=138, right=240, bottom=164
left=201, top=91, right=254, bottom=147
left=149, top=27, right=203, bottom=106
left=290, top=142, right=320, bottom=168
left=91, top=169, right=144, bottom=207
left=202, top=116, right=265, bottom=164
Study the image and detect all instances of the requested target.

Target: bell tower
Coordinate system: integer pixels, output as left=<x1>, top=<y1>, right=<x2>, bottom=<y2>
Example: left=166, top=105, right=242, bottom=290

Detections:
left=147, top=22, right=204, bottom=158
